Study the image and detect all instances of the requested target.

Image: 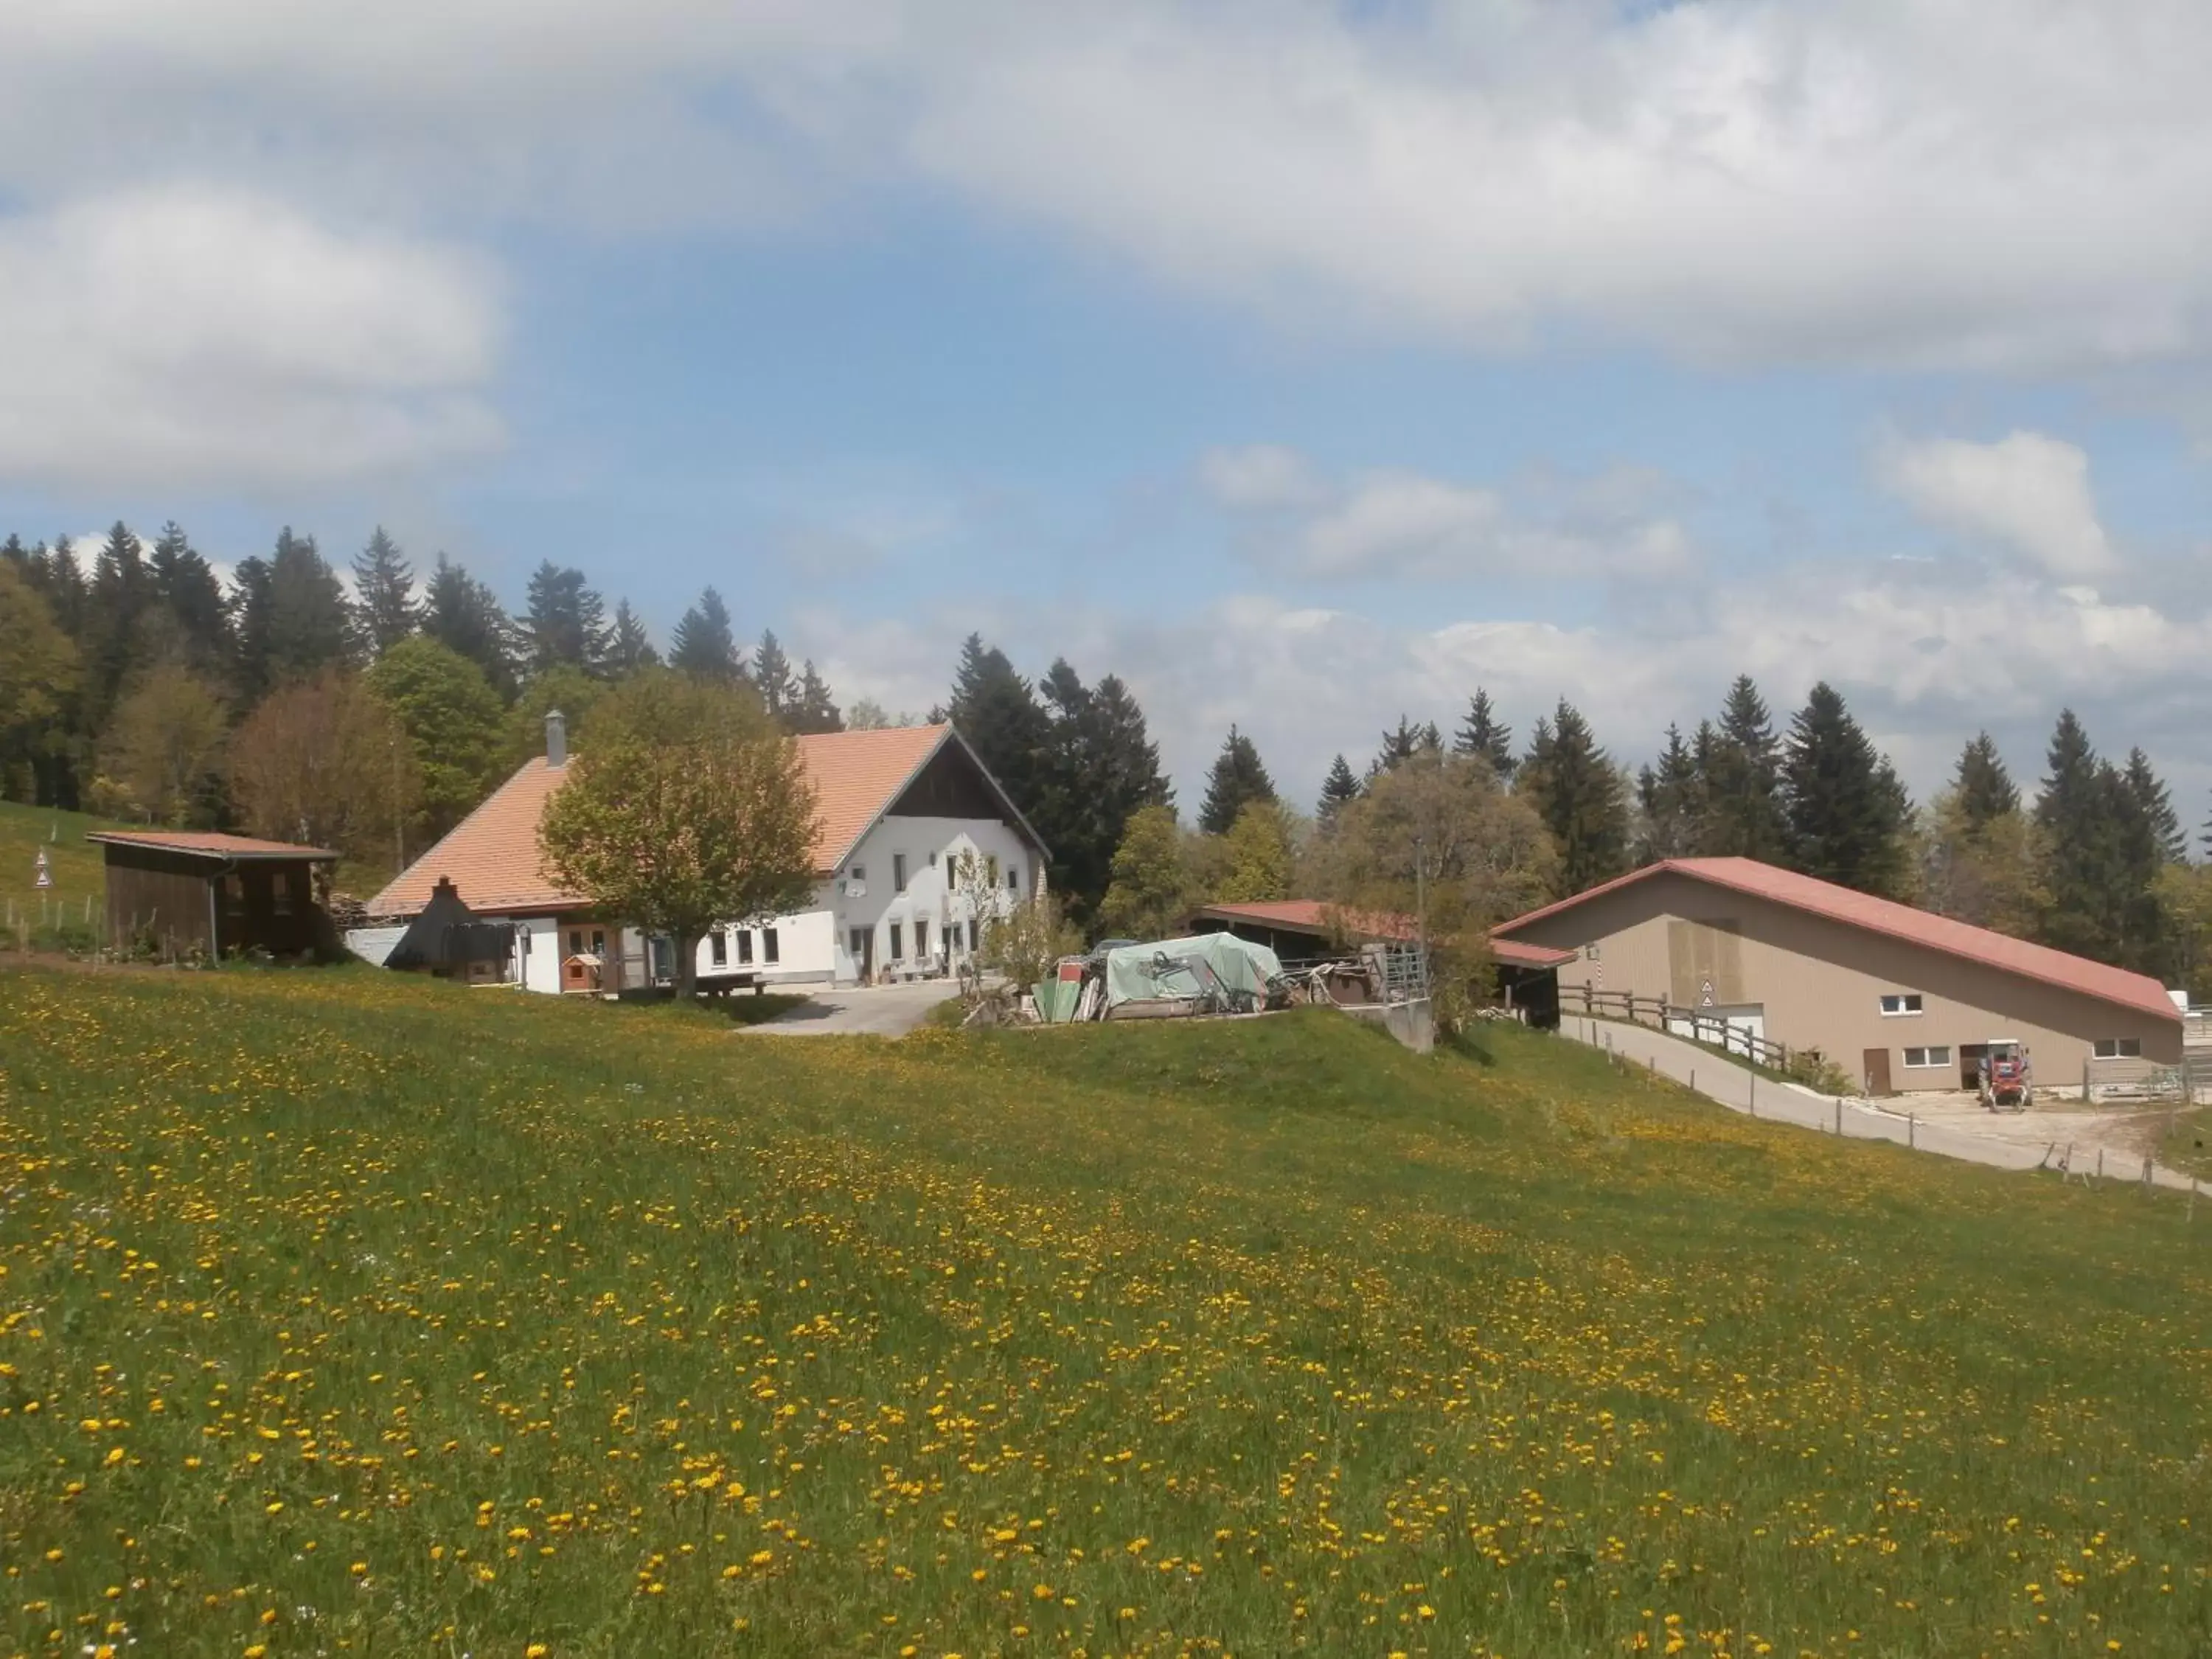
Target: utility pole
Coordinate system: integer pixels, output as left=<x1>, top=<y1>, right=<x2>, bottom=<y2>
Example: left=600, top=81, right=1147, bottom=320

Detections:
left=390, top=734, right=406, bottom=874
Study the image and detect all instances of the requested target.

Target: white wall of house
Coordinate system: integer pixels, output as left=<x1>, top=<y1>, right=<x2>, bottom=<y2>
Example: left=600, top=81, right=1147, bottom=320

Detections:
left=476, top=812, right=1041, bottom=995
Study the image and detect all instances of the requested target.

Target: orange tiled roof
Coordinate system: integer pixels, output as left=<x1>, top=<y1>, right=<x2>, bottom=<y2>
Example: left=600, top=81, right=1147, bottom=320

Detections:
left=366, top=724, right=961, bottom=918
left=88, top=830, right=338, bottom=860
left=1194, top=899, right=1420, bottom=943
left=1494, top=855, right=2181, bottom=1023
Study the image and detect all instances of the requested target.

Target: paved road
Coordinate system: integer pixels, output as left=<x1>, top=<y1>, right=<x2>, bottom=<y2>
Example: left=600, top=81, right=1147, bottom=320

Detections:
left=740, top=981, right=959, bottom=1037
left=1561, top=1015, right=2203, bottom=1194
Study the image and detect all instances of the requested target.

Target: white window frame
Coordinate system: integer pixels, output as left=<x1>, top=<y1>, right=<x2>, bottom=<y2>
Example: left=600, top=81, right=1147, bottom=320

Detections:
left=2093, top=1037, right=2142, bottom=1060
left=1902, top=1045, right=1952, bottom=1069
left=1879, top=992, right=1924, bottom=1017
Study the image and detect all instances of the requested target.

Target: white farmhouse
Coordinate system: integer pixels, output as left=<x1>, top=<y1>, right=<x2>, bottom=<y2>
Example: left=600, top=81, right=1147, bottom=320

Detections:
left=364, top=714, right=1048, bottom=994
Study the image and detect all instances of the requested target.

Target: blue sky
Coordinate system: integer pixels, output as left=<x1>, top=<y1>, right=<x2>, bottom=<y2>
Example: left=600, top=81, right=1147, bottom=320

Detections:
left=6, top=2, right=2212, bottom=816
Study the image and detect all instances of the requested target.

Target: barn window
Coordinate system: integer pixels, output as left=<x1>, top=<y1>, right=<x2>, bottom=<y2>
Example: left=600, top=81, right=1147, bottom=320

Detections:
left=271, top=869, right=294, bottom=916
left=2093, top=1037, right=2142, bottom=1059
left=1903, top=1046, right=1952, bottom=1068
left=1584, top=943, right=1601, bottom=961
left=1879, top=993, right=1923, bottom=1016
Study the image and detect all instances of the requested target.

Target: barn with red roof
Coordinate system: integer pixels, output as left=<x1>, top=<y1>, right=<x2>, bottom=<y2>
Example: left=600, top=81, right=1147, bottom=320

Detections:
left=1491, top=856, right=2182, bottom=1096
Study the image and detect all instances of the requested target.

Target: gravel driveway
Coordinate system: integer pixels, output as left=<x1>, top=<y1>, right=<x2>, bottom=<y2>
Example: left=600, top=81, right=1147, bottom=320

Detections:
left=739, top=980, right=959, bottom=1037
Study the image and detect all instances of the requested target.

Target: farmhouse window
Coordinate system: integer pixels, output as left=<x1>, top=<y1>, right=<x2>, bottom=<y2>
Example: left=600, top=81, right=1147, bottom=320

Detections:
left=1008, top=864, right=1021, bottom=894
left=2093, top=1037, right=2142, bottom=1059
left=1879, top=993, right=1924, bottom=1016
left=916, top=918, right=930, bottom=959
left=762, top=928, right=779, bottom=964
left=709, top=931, right=726, bottom=967
left=735, top=930, right=753, bottom=964
left=569, top=929, right=582, bottom=955
left=894, top=853, right=908, bottom=893
left=1903, top=1046, right=1951, bottom=1068
left=888, top=922, right=904, bottom=961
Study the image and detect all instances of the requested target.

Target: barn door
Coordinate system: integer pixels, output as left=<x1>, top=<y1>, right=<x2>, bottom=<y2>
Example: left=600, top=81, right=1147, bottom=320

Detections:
left=1862, top=1047, right=1893, bottom=1097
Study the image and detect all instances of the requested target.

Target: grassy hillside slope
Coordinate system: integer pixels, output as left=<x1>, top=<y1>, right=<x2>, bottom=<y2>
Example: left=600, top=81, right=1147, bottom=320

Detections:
left=0, top=967, right=2206, bottom=1657
left=0, top=799, right=109, bottom=930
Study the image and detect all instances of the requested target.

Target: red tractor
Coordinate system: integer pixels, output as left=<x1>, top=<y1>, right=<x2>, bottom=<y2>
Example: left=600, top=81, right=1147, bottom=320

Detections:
left=1978, top=1037, right=2033, bottom=1112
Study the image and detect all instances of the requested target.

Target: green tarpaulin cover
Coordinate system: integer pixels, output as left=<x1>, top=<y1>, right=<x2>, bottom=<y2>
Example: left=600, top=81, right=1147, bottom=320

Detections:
left=1101, top=933, right=1282, bottom=1012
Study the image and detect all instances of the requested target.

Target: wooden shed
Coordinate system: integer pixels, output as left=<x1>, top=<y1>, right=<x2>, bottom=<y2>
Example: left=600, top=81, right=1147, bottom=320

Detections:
left=87, top=831, right=339, bottom=961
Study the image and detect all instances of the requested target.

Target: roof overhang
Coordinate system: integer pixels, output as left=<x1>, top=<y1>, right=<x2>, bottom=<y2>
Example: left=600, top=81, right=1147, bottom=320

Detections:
left=87, top=832, right=338, bottom=863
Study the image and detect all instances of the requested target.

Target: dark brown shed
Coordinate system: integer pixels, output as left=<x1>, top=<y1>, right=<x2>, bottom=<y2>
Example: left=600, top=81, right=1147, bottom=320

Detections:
left=87, top=831, right=339, bottom=961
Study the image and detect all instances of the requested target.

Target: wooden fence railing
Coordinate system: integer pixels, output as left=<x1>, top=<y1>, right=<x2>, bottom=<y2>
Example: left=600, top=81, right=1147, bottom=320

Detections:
left=1568, top=985, right=1798, bottom=1074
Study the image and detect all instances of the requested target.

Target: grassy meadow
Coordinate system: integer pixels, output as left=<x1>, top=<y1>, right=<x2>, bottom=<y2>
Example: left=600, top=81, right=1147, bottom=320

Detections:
left=0, top=801, right=109, bottom=944
left=1, top=965, right=2208, bottom=1658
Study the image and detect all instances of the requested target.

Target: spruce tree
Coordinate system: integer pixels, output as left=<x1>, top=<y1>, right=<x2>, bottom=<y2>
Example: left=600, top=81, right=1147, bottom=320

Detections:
left=668, top=588, right=742, bottom=682
left=1452, top=688, right=1516, bottom=779
left=2106, top=755, right=2176, bottom=975
left=147, top=523, right=233, bottom=680
left=85, top=522, right=152, bottom=731
left=790, top=661, right=843, bottom=734
left=422, top=554, right=518, bottom=697
left=1952, top=732, right=2019, bottom=831
left=229, top=555, right=276, bottom=705
left=351, top=526, right=420, bottom=655
left=944, top=634, right=1053, bottom=824
left=1318, top=754, right=1362, bottom=821
left=1518, top=698, right=1630, bottom=897
left=1368, top=714, right=1430, bottom=780
left=1699, top=675, right=1788, bottom=860
left=265, top=529, right=355, bottom=684
left=1033, top=667, right=1171, bottom=928
left=523, top=561, right=615, bottom=676
left=1635, top=723, right=1704, bottom=863
left=754, top=630, right=796, bottom=718
left=1198, top=725, right=1277, bottom=835
left=1781, top=682, right=1911, bottom=897
left=608, top=600, right=659, bottom=676
left=2121, top=748, right=2185, bottom=864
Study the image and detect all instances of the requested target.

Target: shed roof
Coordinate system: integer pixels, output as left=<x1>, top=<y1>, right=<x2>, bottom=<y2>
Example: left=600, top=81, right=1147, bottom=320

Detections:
left=366, top=723, right=1034, bottom=918
left=88, top=830, right=338, bottom=863
left=1193, top=899, right=1418, bottom=943
left=1493, top=855, right=2180, bottom=1023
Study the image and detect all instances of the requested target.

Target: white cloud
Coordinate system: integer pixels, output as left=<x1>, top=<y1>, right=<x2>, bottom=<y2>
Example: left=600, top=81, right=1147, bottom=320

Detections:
left=1205, top=448, right=1697, bottom=581
left=13, top=6, right=2212, bottom=369
left=790, top=556, right=2212, bottom=818
left=0, top=187, right=502, bottom=490
left=1879, top=431, right=2117, bottom=580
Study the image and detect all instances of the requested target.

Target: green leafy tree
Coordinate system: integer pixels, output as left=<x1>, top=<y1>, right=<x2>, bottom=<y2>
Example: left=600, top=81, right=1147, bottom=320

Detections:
left=979, top=894, right=1085, bottom=993
left=539, top=672, right=817, bottom=1001
left=1099, top=804, right=1192, bottom=942
left=423, top=554, right=518, bottom=696
left=608, top=600, right=660, bottom=677
left=97, top=664, right=230, bottom=827
left=1304, top=748, right=1557, bottom=1028
left=366, top=636, right=509, bottom=843
left=229, top=670, right=417, bottom=866
left=505, top=664, right=608, bottom=768
left=1214, top=800, right=1296, bottom=904
left=352, top=527, right=420, bottom=655
left=1918, top=787, right=2046, bottom=939
left=1317, top=754, right=1362, bottom=822
left=0, top=561, right=80, bottom=801
left=1197, top=725, right=1276, bottom=835
left=1781, top=682, right=1912, bottom=897
left=1519, top=699, right=1630, bottom=897
left=1698, top=675, right=1788, bottom=860
left=1452, top=688, right=1516, bottom=779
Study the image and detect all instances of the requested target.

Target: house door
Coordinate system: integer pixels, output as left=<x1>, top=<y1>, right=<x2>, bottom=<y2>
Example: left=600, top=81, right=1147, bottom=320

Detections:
left=848, top=926, right=873, bottom=981
left=1862, top=1047, right=1893, bottom=1097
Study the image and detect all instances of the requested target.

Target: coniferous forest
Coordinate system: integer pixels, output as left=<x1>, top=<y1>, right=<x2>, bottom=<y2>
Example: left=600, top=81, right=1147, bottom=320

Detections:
left=4, top=521, right=2206, bottom=988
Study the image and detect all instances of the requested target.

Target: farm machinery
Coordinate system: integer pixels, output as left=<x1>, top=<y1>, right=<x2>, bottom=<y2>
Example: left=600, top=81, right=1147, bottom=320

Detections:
left=1978, top=1038, right=2033, bottom=1111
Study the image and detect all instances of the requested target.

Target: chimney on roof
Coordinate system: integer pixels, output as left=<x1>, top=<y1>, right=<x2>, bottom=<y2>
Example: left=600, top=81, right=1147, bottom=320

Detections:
left=545, top=709, right=567, bottom=768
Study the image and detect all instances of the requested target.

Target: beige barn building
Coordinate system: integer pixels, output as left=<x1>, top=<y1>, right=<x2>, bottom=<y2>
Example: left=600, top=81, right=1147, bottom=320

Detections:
left=1492, top=857, right=2182, bottom=1096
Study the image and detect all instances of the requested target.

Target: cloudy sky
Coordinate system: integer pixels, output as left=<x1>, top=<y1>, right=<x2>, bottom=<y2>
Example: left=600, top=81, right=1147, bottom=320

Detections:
left=7, top=1, right=2212, bottom=815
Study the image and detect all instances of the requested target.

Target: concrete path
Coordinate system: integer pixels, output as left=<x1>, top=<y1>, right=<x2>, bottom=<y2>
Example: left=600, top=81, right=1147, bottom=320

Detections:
left=1561, top=1015, right=2204, bottom=1194
left=740, top=980, right=958, bottom=1037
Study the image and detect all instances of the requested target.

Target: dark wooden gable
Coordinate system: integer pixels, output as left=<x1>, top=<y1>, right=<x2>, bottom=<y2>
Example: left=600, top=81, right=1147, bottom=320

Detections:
left=887, top=738, right=1030, bottom=841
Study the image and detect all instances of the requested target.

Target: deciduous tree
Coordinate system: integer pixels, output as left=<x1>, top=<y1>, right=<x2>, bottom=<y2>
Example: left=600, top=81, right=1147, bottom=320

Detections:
left=539, top=672, right=817, bottom=1001
left=366, top=636, right=509, bottom=843
left=1214, top=800, right=1296, bottom=904
left=1099, top=804, right=1191, bottom=942
left=229, top=670, right=417, bottom=866
left=97, top=665, right=229, bottom=827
